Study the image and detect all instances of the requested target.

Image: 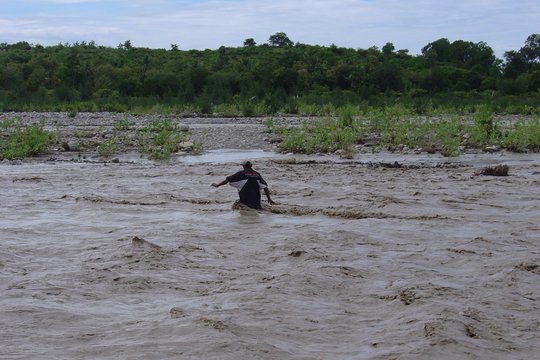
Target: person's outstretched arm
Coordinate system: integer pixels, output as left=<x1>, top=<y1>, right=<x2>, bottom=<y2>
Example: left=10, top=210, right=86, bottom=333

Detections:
left=212, top=179, right=228, bottom=187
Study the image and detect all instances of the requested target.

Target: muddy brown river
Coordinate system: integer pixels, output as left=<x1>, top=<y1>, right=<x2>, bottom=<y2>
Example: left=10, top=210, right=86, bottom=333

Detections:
left=1, top=116, right=540, bottom=359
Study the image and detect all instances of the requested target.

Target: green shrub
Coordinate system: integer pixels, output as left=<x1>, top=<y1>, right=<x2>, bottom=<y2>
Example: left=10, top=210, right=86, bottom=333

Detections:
left=113, top=118, right=130, bottom=131
left=68, top=107, right=78, bottom=118
left=196, top=96, right=213, bottom=114
left=500, top=118, right=540, bottom=152
left=137, top=119, right=186, bottom=160
left=273, top=115, right=361, bottom=156
left=467, top=105, right=501, bottom=146
left=264, top=95, right=284, bottom=114
left=432, top=117, right=462, bottom=157
left=97, top=136, right=119, bottom=158
left=1, top=118, right=51, bottom=159
left=268, top=105, right=467, bottom=157
left=338, top=105, right=355, bottom=128
left=284, top=96, right=300, bottom=114
left=280, top=128, right=306, bottom=152
left=241, top=101, right=256, bottom=117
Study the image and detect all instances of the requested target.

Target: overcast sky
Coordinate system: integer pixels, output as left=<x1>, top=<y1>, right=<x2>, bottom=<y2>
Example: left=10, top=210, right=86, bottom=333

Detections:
left=1, top=0, right=538, bottom=58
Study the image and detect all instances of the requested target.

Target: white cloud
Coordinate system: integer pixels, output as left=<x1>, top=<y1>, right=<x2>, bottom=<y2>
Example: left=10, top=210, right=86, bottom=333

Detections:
left=1, top=0, right=538, bottom=55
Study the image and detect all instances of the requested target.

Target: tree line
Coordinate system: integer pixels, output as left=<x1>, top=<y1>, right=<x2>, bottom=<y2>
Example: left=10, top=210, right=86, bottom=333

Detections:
left=1, top=33, right=539, bottom=114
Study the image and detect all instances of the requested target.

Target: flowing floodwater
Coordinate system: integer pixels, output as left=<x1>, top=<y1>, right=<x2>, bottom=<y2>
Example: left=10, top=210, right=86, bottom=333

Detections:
left=1, top=150, right=540, bottom=359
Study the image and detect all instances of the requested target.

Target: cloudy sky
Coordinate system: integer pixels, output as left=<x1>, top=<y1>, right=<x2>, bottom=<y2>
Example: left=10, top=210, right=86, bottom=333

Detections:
left=1, top=0, right=538, bottom=57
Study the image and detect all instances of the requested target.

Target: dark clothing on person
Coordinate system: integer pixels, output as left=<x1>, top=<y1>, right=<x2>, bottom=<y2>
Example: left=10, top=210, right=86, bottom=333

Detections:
left=211, top=161, right=274, bottom=209
left=226, top=169, right=268, bottom=209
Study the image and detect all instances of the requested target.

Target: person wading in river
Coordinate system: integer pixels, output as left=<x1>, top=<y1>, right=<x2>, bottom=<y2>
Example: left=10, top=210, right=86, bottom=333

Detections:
left=212, top=161, right=275, bottom=209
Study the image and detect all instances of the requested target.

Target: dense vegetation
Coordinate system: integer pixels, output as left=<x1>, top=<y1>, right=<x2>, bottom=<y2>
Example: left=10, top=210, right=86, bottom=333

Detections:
left=1, top=33, right=539, bottom=115
left=266, top=104, right=540, bottom=157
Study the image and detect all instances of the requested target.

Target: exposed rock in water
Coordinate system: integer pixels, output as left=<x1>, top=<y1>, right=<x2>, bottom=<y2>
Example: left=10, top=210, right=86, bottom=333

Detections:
left=478, top=164, right=509, bottom=176
left=177, top=141, right=194, bottom=151
left=61, top=140, right=80, bottom=152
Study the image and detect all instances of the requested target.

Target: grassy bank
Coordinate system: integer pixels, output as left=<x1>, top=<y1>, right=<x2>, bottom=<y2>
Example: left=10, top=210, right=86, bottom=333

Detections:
left=1, top=116, right=201, bottom=160
left=266, top=105, right=540, bottom=157
left=2, top=93, right=540, bottom=117
left=1, top=106, right=539, bottom=160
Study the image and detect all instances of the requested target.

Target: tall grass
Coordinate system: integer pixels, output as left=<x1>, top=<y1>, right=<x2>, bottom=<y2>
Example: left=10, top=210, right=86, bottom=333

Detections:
left=466, top=105, right=501, bottom=147
left=97, top=136, right=119, bottom=158
left=0, top=118, right=51, bottom=160
left=500, top=118, right=540, bottom=152
left=137, top=119, right=187, bottom=160
left=268, top=104, right=539, bottom=157
left=268, top=115, right=362, bottom=158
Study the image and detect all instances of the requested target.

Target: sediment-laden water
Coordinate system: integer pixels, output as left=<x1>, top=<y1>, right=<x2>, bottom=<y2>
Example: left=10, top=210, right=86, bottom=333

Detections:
left=1, top=147, right=539, bottom=359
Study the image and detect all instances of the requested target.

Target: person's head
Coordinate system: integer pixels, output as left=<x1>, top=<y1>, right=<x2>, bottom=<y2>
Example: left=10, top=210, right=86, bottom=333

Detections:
left=242, top=160, right=252, bottom=169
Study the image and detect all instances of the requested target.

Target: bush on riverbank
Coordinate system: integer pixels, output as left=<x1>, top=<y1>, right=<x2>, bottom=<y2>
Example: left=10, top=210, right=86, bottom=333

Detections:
left=267, top=105, right=540, bottom=157
left=0, top=118, right=51, bottom=160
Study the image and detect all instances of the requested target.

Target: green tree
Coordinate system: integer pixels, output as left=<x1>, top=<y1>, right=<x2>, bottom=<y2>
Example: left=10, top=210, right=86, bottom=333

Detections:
left=0, top=36, right=537, bottom=114
left=243, top=38, right=256, bottom=47
left=0, top=63, right=23, bottom=90
left=372, top=62, right=403, bottom=92
left=422, top=38, right=451, bottom=64
left=114, top=67, right=140, bottom=96
left=26, top=65, right=47, bottom=91
left=268, top=32, right=293, bottom=48
left=382, top=42, right=395, bottom=56
left=119, top=40, right=132, bottom=50
left=143, top=70, right=179, bottom=97
left=522, top=34, right=540, bottom=65
left=503, top=34, right=540, bottom=78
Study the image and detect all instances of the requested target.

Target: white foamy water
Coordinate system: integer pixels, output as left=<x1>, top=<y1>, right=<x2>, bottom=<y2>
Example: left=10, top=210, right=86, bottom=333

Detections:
left=1, top=152, right=539, bottom=359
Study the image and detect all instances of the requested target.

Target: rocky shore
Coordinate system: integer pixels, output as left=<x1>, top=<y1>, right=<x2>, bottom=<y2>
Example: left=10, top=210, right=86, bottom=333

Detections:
left=2, top=112, right=298, bottom=158
left=1, top=112, right=535, bottom=162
